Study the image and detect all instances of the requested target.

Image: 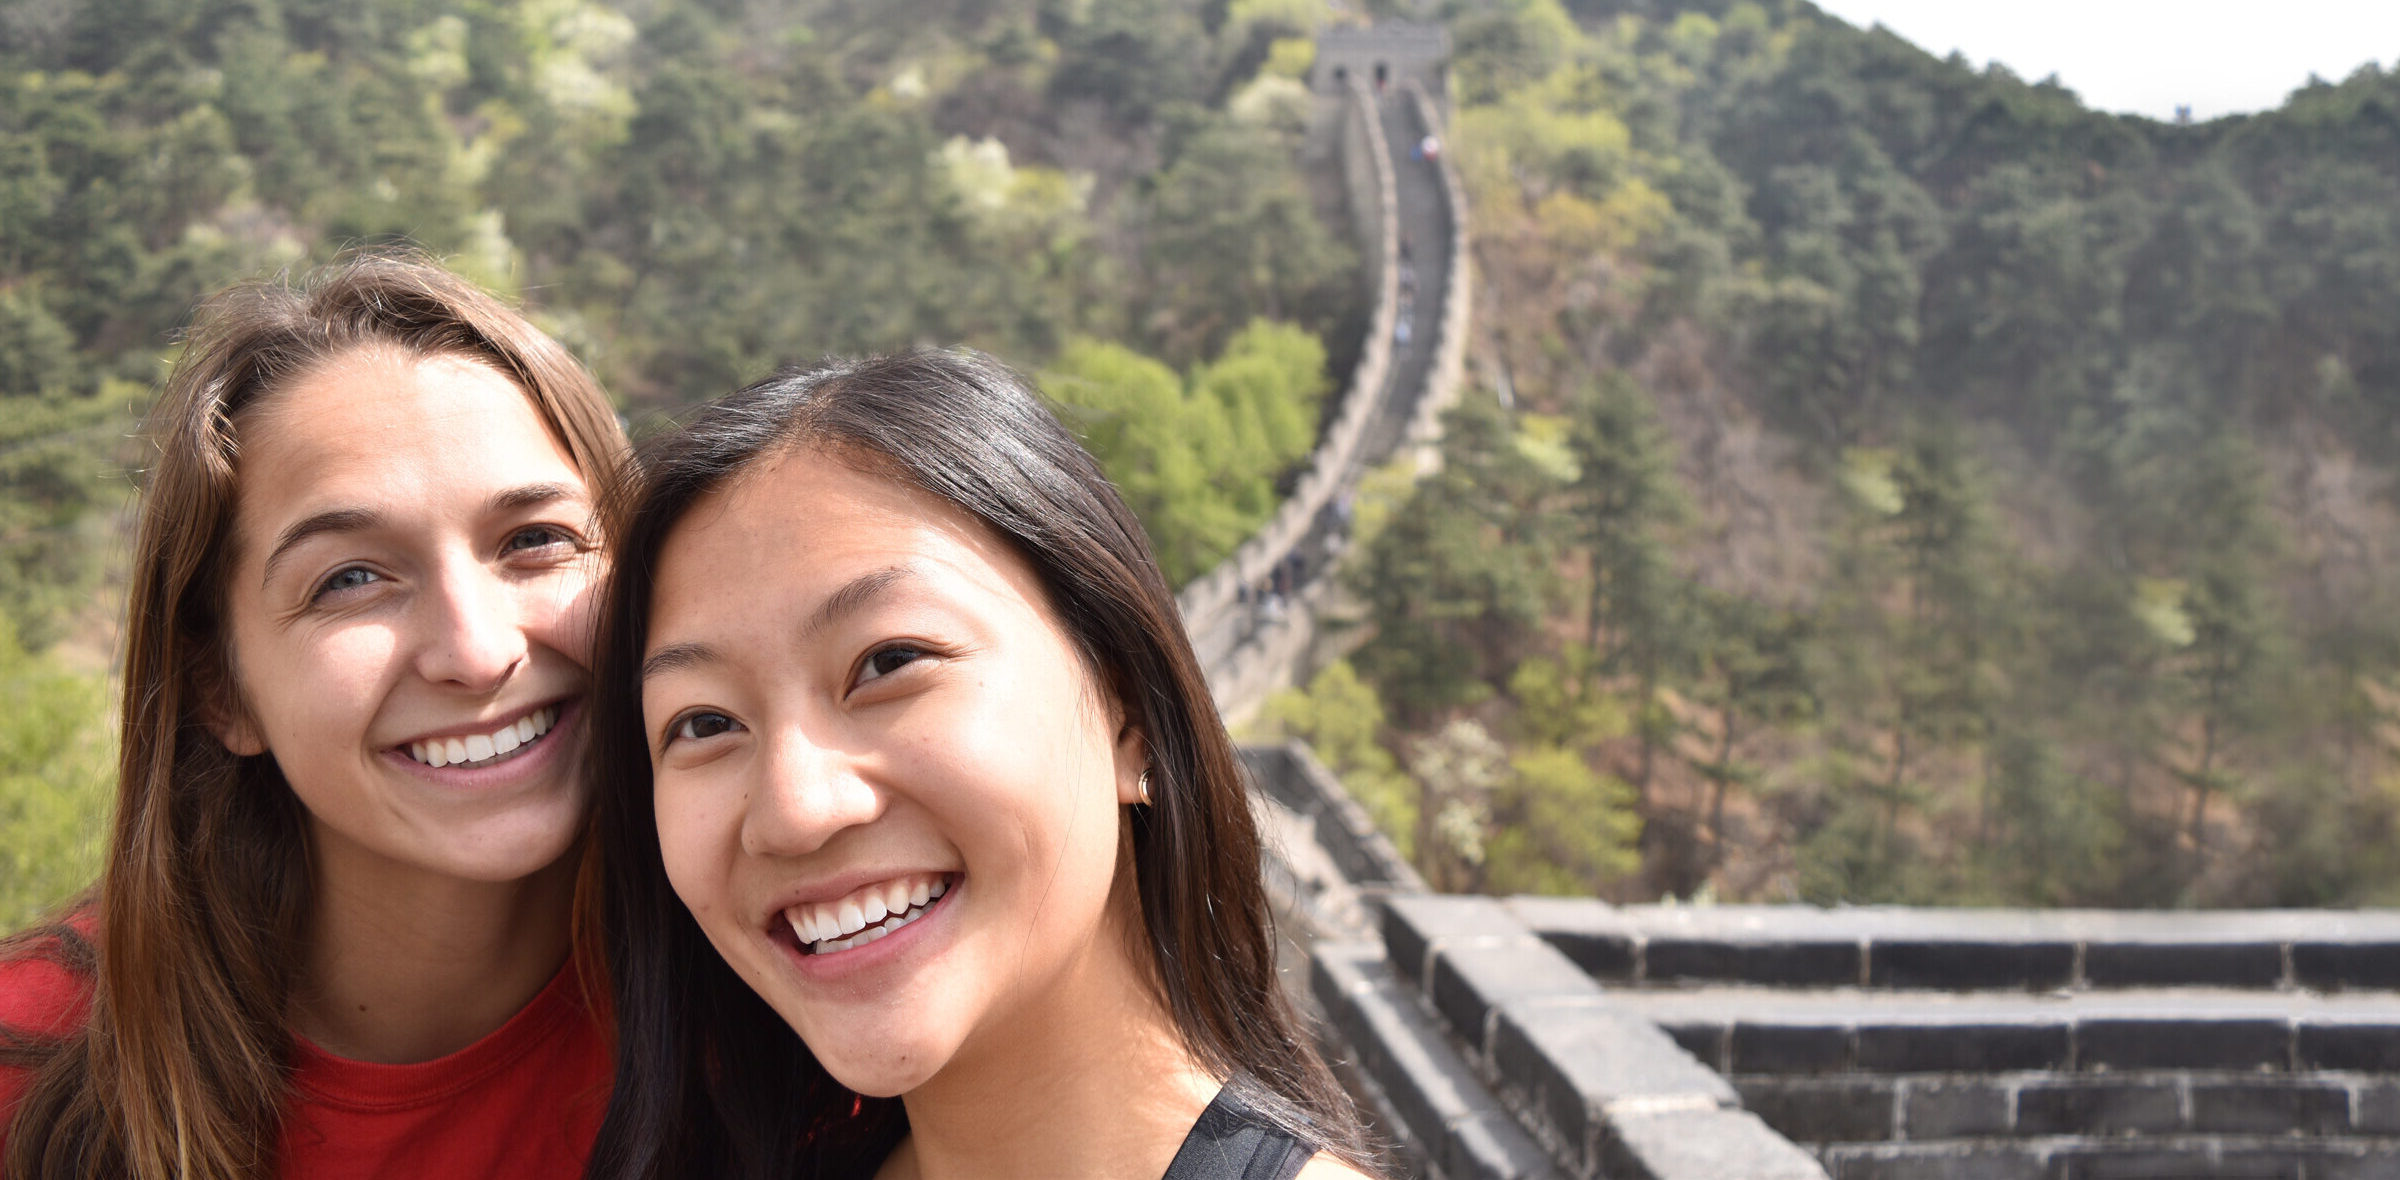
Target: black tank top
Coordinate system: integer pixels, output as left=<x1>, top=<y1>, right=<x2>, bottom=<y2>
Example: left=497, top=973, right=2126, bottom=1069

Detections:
left=1159, top=1086, right=1313, bottom=1180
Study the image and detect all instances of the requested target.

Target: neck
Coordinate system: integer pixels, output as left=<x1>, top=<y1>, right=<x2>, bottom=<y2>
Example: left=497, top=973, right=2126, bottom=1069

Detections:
left=885, top=900, right=1221, bottom=1180
left=292, top=834, right=579, bottom=1064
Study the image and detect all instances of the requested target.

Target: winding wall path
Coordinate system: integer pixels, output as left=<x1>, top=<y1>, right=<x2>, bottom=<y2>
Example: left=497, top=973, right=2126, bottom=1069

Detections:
left=1182, top=75, right=1471, bottom=726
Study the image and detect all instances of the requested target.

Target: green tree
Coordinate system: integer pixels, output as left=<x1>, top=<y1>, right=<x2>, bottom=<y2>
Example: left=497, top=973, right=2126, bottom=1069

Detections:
left=1565, top=372, right=1697, bottom=826
left=1261, top=660, right=1416, bottom=859
left=1352, top=392, right=1563, bottom=725
left=0, top=617, right=112, bottom=930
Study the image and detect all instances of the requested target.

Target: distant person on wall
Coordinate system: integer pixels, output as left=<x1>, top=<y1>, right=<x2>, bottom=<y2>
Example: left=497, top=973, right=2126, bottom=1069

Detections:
left=580, top=351, right=1386, bottom=1180
left=0, top=253, right=629, bottom=1179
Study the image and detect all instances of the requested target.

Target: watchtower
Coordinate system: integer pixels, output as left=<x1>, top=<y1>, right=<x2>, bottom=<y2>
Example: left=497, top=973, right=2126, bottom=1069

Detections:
left=1310, top=22, right=1450, bottom=110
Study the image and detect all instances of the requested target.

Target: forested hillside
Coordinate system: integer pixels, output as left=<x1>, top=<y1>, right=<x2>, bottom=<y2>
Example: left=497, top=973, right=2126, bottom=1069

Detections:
left=1274, top=0, right=2400, bottom=908
left=0, top=0, right=1360, bottom=927
left=12, top=0, right=2400, bottom=921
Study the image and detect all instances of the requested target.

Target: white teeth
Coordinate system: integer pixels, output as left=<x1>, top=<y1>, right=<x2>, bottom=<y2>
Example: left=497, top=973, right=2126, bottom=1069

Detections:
left=787, top=873, right=954, bottom=955
left=404, top=707, right=561, bottom=770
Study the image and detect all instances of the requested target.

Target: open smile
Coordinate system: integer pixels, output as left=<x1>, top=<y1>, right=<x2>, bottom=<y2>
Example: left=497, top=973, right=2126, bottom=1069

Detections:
left=399, top=703, right=565, bottom=770
left=784, top=872, right=957, bottom=956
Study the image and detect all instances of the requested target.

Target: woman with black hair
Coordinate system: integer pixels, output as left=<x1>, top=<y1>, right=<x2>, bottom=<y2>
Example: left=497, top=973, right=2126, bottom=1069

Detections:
left=585, top=350, right=1382, bottom=1179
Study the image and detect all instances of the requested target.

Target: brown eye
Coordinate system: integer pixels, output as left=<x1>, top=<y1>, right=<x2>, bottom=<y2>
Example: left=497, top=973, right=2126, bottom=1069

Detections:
left=856, top=645, right=925, bottom=687
left=670, top=711, right=741, bottom=743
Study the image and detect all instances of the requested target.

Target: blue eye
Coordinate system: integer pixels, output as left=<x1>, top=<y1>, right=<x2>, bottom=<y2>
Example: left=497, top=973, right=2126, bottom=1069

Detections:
left=505, top=525, right=577, bottom=553
left=315, top=567, right=379, bottom=600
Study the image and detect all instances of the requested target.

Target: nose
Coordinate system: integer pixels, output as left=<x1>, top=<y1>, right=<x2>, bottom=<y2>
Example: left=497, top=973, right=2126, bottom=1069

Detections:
left=741, top=726, right=885, bottom=858
left=414, top=561, right=529, bottom=692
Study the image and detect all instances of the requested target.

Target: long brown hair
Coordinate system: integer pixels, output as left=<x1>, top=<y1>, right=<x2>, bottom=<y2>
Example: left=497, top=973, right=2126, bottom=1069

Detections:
left=0, top=251, right=629, bottom=1180
left=583, top=350, right=1377, bottom=1179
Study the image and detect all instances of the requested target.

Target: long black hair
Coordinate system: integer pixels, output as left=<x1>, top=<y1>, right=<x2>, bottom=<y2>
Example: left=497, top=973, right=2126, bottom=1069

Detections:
left=582, top=350, right=1376, bottom=1179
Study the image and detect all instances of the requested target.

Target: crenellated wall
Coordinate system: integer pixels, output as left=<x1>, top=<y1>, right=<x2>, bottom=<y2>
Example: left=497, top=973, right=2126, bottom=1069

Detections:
left=1269, top=849, right=2400, bottom=1180
left=1399, top=79, right=1471, bottom=470
left=1184, top=76, right=1476, bottom=726
left=1176, top=71, right=1395, bottom=712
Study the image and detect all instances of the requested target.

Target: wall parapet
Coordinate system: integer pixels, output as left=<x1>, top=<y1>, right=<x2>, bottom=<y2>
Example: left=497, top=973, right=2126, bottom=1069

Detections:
left=1176, top=71, right=1396, bottom=670
left=1243, top=741, right=1427, bottom=895
left=1399, top=79, right=1471, bottom=468
left=1505, top=898, right=2400, bottom=992
left=1340, top=894, right=1832, bottom=1180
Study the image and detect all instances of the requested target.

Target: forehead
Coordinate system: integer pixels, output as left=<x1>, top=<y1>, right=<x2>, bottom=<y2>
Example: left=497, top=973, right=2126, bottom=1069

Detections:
left=647, top=452, right=1050, bottom=634
left=655, top=452, right=998, bottom=596
left=230, top=348, right=585, bottom=544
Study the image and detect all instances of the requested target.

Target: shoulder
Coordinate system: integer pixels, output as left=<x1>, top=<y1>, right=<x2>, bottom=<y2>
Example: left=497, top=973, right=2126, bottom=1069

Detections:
left=0, top=930, right=95, bottom=1137
left=0, top=935, right=94, bottom=1041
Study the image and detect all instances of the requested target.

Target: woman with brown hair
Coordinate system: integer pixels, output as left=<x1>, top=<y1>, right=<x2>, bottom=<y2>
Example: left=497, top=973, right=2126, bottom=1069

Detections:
left=583, top=350, right=1383, bottom=1179
left=0, top=252, right=630, bottom=1178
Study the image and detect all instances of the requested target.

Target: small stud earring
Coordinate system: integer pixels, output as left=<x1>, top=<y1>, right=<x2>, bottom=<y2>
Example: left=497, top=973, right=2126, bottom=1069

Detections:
left=1137, top=768, right=1154, bottom=807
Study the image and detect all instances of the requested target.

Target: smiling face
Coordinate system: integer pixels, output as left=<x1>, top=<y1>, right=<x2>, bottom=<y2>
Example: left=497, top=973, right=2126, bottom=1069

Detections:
left=217, top=347, right=601, bottom=889
left=641, top=450, right=1148, bottom=1098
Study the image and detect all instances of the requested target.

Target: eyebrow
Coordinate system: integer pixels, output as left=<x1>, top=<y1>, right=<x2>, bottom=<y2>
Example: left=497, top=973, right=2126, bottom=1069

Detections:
left=257, top=482, right=588, bottom=587
left=488, top=481, right=584, bottom=516
left=260, top=507, right=383, bottom=587
left=639, top=564, right=915, bottom=683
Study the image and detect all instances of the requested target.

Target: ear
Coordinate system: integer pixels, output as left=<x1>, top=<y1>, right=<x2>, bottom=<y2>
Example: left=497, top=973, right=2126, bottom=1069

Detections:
left=193, top=657, right=267, bottom=757
left=207, top=703, right=267, bottom=758
left=1113, top=714, right=1149, bottom=806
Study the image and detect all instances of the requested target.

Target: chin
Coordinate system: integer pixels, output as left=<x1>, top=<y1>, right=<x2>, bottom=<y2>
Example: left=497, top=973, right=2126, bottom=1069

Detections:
left=437, top=818, right=587, bottom=883
left=803, top=1031, right=946, bottom=1099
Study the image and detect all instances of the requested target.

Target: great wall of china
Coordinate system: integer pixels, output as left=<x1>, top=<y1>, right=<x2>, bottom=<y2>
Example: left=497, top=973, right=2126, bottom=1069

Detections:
left=1205, top=25, right=2400, bottom=1180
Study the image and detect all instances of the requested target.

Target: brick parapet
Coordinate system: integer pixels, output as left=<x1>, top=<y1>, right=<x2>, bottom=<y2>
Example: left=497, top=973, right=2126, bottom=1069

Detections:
left=1242, top=742, right=1427, bottom=895
left=1178, top=70, right=1396, bottom=716
left=1367, top=895, right=1830, bottom=1180
left=1506, top=897, right=2400, bottom=992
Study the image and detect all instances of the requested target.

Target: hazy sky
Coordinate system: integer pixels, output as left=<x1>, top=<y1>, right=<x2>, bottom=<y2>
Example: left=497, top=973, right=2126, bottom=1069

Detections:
left=1808, top=0, right=2400, bottom=121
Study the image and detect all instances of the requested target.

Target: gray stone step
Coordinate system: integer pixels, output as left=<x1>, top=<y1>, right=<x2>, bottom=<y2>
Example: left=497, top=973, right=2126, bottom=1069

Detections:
left=1507, top=898, right=2400, bottom=992
left=1607, top=984, right=2400, bottom=1074
left=1818, top=1136, right=2400, bottom=1180
left=1735, top=1070, right=2400, bottom=1143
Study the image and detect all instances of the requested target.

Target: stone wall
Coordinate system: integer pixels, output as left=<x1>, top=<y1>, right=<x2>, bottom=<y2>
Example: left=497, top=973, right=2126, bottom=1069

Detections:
left=1247, top=786, right=2400, bottom=1180
left=1177, top=71, right=1395, bottom=722
left=1311, top=23, right=1451, bottom=106
left=1313, top=893, right=1830, bottom=1179
left=1505, top=901, right=2400, bottom=1179
left=1399, top=79, right=1470, bottom=470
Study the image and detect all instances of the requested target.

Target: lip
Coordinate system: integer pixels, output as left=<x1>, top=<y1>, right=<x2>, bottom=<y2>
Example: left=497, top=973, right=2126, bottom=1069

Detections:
left=762, top=866, right=960, bottom=915
left=383, top=698, right=582, bottom=789
left=769, top=873, right=961, bottom=984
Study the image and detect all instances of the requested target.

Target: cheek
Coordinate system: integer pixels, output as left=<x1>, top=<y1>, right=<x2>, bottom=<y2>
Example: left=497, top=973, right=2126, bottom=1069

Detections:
left=653, top=780, right=736, bottom=919
left=240, top=626, right=403, bottom=742
left=531, top=562, right=605, bottom=670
